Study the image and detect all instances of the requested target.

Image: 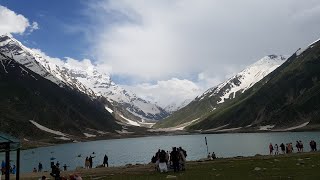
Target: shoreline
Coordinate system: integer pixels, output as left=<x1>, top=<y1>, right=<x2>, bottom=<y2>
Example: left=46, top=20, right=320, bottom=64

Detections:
left=18, top=151, right=320, bottom=179
left=20, top=128, right=320, bottom=150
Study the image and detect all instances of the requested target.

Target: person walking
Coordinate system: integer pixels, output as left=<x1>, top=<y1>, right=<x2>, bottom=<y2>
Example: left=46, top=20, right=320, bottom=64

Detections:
left=103, top=155, right=109, bottom=167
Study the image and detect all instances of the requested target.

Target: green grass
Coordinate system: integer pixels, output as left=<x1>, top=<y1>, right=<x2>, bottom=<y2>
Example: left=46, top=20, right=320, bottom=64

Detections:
left=80, top=153, right=320, bottom=180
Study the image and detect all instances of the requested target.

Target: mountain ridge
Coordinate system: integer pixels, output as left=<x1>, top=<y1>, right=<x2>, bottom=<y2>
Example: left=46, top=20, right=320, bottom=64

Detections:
left=154, top=55, right=287, bottom=128
left=0, top=35, right=170, bottom=125
left=189, top=38, right=320, bottom=131
left=0, top=51, right=121, bottom=139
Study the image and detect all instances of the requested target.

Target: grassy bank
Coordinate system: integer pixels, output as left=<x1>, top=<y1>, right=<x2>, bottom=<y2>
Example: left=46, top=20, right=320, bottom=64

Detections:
left=19, top=152, right=320, bottom=180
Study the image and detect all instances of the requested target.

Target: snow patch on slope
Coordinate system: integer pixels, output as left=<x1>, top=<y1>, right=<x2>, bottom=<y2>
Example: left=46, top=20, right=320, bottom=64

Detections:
left=83, top=133, right=97, bottom=138
left=202, top=124, right=230, bottom=132
left=276, top=122, right=309, bottom=131
left=54, top=137, right=71, bottom=141
left=119, top=114, right=141, bottom=126
left=150, top=118, right=200, bottom=132
left=105, top=106, right=113, bottom=113
left=259, top=125, right=275, bottom=131
left=29, top=120, right=67, bottom=136
left=215, top=127, right=242, bottom=132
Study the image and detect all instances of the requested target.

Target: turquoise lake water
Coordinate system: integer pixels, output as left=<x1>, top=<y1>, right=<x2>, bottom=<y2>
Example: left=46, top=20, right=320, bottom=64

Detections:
left=1, top=132, right=320, bottom=173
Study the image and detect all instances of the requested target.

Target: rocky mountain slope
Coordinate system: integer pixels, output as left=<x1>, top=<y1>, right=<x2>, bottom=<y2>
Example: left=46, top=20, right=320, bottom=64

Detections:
left=189, top=38, right=320, bottom=131
left=155, top=55, right=287, bottom=128
left=63, top=66, right=169, bottom=122
left=0, top=52, right=121, bottom=140
left=0, top=35, right=169, bottom=126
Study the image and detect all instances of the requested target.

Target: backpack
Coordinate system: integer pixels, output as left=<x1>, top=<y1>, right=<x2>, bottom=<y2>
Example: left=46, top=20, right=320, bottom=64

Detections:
left=183, top=150, right=187, bottom=157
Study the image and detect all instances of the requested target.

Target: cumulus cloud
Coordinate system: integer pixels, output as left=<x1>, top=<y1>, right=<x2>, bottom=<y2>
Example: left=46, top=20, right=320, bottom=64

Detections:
left=22, top=1, right=320, bottom=108
left=123, top=78, right=202, bottom=107
left=0, top=5, right=39, bottom=35
left=85, top=0, right=320, bottom=84
left=33, top=48, right=195, bottom=107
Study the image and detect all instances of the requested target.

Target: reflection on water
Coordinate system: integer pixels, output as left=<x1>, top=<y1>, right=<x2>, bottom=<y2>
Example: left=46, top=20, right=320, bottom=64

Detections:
left=1, top=132, right=320, bottom=173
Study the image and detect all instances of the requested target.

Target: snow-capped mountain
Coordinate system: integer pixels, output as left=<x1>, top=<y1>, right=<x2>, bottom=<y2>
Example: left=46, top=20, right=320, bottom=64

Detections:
left=0, top=35, right=169, bottom=124
left=164, top=99, right=193, bottom=113
left=197, top=55, right=288, bottom=103
left=155, top=55, right=287, bottom=128
left=0, top=48, right=121, bottom=139
left=61, top=66, right=169, bottom=121
left=0, top=35, right=98, bottom=98
left=189, top=38, right=320, bottom=131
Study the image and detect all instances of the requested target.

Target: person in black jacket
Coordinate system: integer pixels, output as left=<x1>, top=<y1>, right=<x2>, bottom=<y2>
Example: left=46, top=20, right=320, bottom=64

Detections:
left=89, top=156, right=95, bottom=168
left=103, top=155, right=109, bottom=167
left=170, top=147, right=180, bottom=172
left=50, top=164, right=60, bottom=180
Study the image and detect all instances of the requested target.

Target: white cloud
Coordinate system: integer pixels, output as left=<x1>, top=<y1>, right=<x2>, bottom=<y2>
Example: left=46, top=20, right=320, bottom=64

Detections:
left=0, top=5, right=39, bottom=35
left=32, top=48, right=113, bottom=77
left=85, top=0, right=320, bottom=84
left=122, top=78, right=202, bottom=107
left=33, top=48, right=198, bottom=107
left=29, top=22, right=39, bottom=33
left=12, top=1, right=320, bottom=108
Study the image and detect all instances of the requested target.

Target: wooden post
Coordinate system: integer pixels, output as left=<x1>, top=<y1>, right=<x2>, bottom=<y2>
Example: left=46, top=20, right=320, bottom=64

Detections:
left=5, top=143, right=10, bottom=180
left=16, top=148, right=20, bottom=180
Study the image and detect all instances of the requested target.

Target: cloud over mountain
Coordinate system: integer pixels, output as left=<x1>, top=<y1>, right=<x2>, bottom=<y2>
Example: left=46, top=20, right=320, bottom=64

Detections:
left=0, top=5, right=39, bottom=35
left=86, top=0, right=320, bottom=84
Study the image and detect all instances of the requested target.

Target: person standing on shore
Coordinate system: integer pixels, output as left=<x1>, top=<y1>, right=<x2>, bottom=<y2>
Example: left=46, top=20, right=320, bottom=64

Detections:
left=38, top=162, right=43, bottom=172
left=299, top=140, right=304, bottom=152
left=170, top=147, right=180, bottom=172
left=296, top=141, right=300, bottom=152
left=274, top=144, right=279, bottom=155
left=89, top=155, right=95, bottom=168
left=1, top=160, right=5, bottom=175
left=269, top=143, right=274, bottom=155
left=85, top=157, right=90, bottom=169
left=63, top=164, right=68, bottom=171
left=103, top=155, right=109, bottom=167
left=179, top=148, right=186, bottom=171
left=158, top=150, right=168, bottom=173
left=280, top=143, right=285, bottom=154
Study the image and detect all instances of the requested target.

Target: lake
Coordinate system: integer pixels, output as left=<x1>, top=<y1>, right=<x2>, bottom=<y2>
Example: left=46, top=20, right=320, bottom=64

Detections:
left=1, top=132, right=320, bottom=173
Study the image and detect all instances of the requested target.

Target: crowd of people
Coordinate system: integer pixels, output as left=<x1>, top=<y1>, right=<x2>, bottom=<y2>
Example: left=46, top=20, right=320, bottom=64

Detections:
left=84, top=154, right=108, bottom=168
left=151, top=147, right=187, bottom=173
left=1, top=160, right=16, bottom=175
left=269, top=140, right=317, bottom=155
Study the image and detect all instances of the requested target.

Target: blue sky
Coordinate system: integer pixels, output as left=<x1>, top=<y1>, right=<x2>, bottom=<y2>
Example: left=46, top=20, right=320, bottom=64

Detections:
left=0, top=0, right=92, bottom=59
left=1, top=0, right=320, bottom=106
